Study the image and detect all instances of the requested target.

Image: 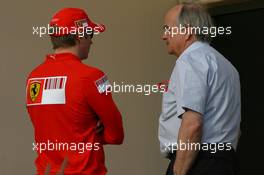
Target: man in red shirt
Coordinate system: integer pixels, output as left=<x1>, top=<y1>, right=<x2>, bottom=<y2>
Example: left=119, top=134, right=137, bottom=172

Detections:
left=26, top=8, right=124, bottom=175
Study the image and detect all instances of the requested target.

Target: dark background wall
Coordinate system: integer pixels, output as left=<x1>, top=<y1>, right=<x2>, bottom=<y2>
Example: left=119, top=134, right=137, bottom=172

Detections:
left=211, top=6, right=264, bottom=174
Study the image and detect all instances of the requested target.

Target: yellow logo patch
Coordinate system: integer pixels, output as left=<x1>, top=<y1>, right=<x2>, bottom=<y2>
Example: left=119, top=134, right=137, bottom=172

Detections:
left=30, top=82, right=41, bottom=102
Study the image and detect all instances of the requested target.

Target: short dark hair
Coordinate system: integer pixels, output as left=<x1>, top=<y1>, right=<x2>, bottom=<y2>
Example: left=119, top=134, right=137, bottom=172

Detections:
left=50, top=34, right=77, bottom=50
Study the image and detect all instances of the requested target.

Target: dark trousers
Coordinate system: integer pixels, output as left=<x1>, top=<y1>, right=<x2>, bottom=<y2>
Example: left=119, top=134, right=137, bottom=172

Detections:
left=166, top=149, right=239, bottom=175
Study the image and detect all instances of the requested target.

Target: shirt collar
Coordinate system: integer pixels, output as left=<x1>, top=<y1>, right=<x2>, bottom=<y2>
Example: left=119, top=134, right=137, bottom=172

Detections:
left=178, top=41, right=208, bottom=61
left=45, top=52, right=81, bottom=62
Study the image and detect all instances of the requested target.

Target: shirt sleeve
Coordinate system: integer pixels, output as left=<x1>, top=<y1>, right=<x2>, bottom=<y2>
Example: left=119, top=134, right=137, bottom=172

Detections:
left=82, top=69, right=124, bottom=145
left=174, top=57, right=209, bottom=118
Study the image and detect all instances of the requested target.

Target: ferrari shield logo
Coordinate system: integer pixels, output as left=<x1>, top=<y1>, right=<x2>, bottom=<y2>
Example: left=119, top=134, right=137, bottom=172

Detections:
left=26, top=76, right=67, bottom=106
left=30, top=82, right=41, bottom=102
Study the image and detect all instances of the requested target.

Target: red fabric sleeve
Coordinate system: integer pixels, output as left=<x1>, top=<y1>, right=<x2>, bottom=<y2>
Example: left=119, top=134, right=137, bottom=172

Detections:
left=82, top=69, right=124, bottom=145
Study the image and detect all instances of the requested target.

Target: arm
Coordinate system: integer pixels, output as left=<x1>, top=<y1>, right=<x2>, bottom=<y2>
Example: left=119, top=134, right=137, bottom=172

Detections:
left=174, top=109, right=202, bottom=175
left=84, top=70, right=124, bottom=145
left=91, top=93, right=124, bottom=145
left=172, top=55, right=208, bottom=175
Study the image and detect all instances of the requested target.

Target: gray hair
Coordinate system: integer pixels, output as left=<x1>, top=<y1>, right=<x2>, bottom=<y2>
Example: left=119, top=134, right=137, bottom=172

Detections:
left=177, top=3, right=215, bottom=43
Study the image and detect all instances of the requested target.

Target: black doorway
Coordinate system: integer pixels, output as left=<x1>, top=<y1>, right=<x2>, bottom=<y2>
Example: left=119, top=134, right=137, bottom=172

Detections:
left=210, top=3, right=264, bottom=174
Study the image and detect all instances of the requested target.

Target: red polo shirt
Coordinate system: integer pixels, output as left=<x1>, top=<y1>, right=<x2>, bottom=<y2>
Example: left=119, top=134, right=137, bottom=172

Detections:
left=26, top=53, right=124, bottom=175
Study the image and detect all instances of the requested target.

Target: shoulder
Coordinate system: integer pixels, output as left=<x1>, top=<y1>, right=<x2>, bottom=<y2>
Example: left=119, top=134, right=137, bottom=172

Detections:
left=79, top=64, right=106, bottom=80
left=72, top=64, right=108, bottom=86
left=178, top=43, right=221, bottom=71
left=79, top=65, right=110, bottom=94
left=27, top=62, right=46, bottom=79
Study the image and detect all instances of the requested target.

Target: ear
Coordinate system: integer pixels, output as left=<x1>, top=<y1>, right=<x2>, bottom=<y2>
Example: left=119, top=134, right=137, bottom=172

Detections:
left=75, top=35, right=81, bottom=44
left=184, top=27, right=192, bottom=41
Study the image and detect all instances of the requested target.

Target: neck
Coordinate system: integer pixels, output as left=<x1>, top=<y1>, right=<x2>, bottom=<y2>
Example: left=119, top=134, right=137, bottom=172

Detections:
left=54, top=46, right=80, bottom=59
left=175, top=38, right=197, bottom=58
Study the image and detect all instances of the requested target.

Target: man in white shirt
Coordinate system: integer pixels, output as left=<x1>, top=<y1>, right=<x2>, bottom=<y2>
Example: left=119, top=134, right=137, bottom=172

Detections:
left=159, top=3, right=241, bottom=175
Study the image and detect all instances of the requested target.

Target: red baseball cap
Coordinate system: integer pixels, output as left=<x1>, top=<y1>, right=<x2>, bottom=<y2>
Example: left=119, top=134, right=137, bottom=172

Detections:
left=49, top=8, right=105, bottom=37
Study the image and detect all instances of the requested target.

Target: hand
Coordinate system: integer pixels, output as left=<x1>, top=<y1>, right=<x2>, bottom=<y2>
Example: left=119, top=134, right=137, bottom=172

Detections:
left=95, top=120, right=104, bottom=134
